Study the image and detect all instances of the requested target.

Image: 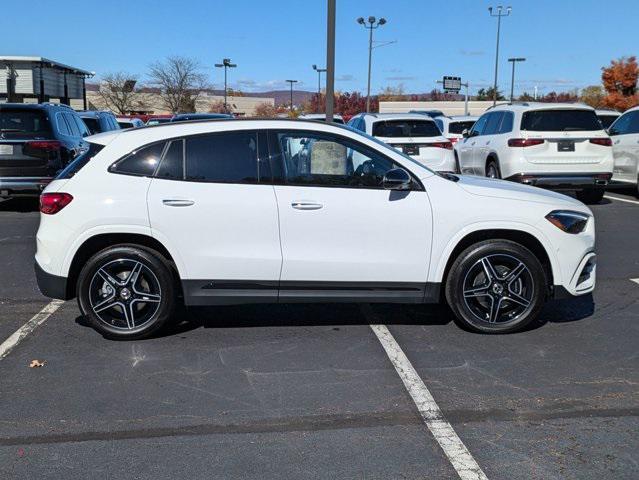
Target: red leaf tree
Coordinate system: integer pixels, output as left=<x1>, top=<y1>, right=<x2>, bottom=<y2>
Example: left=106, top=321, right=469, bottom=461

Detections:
left=601, top=56, right=639, bottom=111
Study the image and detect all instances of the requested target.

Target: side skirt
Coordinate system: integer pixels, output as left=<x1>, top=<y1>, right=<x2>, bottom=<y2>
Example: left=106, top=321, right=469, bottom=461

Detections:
left=182, top=280, right=441, bottom=306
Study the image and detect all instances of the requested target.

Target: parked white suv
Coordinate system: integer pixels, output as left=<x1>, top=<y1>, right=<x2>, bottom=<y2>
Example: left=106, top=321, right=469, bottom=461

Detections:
left=35, top=119, right=596, bottom=339
left=608, top=106, right=639, bottom=195
left=454, top=103, right=614, bottom=204
left=433, top=115, right=478, bottom=146
left=595, top=109, right=620, bottom=130
left=348, top=113, right=456, bottom=172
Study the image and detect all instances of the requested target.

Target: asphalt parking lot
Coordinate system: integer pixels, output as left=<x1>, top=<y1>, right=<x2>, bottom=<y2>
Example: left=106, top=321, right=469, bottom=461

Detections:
left=0, top=189, right=638, bottom=480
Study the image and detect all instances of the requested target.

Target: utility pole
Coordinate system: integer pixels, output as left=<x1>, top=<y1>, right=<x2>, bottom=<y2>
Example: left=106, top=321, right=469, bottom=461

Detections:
left=326, top=0, right=336, bottom=121
left=286, top=79, right=298, bottom=112
left=312, top=64, right=327, bottom=112
left=357, top=15, right=386, bottom=113
left=508, top=57, right=526, bottom=102
left=214, top=58, right=237, bottom=112
left=488, top=6, right=511, bottom=106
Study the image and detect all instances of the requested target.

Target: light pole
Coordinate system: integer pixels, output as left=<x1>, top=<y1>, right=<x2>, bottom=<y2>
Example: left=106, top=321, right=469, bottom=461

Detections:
left=286, top=79, right=298, bottom=112
left=357, top=15, right=386, bottom=113
left=507, top=57, right=526, bottom=102
left=214, top=58, right=237, bottom=112
left=326, top=0, right=336, bottom=121
left=488, top=6, right=511, bottom=106
left=312, top=64, right=327, bottom=111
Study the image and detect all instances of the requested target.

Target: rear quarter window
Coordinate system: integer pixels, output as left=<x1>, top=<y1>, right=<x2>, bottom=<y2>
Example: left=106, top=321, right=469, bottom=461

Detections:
left=521, top=109, right=602, bottom=132
left=110, top=142, right=166, bottom=176
left=56, top=142, right=105, bottom=179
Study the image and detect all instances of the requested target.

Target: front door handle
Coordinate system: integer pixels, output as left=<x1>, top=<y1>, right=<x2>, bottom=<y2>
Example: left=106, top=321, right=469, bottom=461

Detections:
left=291, top=201, right=323, bottom=210
left=163, top=199, right=195, bottom=207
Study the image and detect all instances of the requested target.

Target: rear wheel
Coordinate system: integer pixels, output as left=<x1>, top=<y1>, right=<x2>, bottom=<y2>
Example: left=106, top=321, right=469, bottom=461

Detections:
left=486, top=160, right=501, bottom=179
left=77, top=245, right=175, bottom=340
left=576, top=188, right=604, bottom=204
left=445, top=240, right=547, bottom=333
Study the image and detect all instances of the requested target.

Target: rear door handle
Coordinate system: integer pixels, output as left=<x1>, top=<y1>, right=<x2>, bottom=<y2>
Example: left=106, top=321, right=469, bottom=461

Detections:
left=163, top=199, right=195, bottom=207
left=291, top=201, right=323, bottom=210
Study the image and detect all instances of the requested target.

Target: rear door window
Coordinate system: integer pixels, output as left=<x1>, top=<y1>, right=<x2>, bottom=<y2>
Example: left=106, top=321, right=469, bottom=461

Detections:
left=156, top=139, right=184, bottom=180
left=372, top=120, right=440, bottom=137
left=185, top=131, right=260, bottom=183
left=498, top=112, right=514, bottom=133
left=0, top=108, right=52, bottom=139
left=521, top=109, right=602, bottom=131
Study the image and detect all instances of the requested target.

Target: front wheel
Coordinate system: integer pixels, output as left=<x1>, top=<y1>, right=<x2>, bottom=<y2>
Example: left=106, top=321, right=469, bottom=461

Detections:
left=576, top=188, right=604, bottom=204
left=77, top=245, right=175, bottom=340
left=445, top=240, right=547, bottom=333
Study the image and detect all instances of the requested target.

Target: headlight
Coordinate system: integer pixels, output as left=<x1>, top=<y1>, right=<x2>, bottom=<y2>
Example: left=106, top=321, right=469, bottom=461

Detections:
left=545, top=210, right=590, bottom=234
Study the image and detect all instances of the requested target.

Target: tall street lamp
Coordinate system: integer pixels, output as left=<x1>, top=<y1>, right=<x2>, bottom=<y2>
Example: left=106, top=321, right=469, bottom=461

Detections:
left=312, top=64, right=327, bottom=111
left=286, top=79, right=298, bottom=112
left=508, top=57, right=526, bottom=102
left=488, top=6, right=511, bottom=106
left=214, top=58, right=237, bottom=112
left=357, top=15, right=386, bottom=113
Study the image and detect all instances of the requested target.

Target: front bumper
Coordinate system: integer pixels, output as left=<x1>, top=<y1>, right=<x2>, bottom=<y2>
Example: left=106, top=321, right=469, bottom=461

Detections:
left=506, top=173, right=612, bottom=189
left=0, top=177, right=52, bottom=198
left=35, top=261, right=71, bottom=300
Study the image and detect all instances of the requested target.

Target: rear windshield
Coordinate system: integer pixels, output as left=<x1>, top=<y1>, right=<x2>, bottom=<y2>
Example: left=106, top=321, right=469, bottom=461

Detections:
left=521, top=109, right=602, bottom=132
left=82, top=117, right=101, bottom=135
left=448, top=121, right=476, bottom=134
left=372, top=120, right=441, bottom=137
left=597, top=115, right=618, bottom=129
left=0, top=109, right=52, bottom=139
left=56, top=143, right=105, bottom=179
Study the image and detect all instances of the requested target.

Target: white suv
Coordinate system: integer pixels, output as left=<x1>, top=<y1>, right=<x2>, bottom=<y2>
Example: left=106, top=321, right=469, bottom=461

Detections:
left=433, top=115, right=478, bottom=146
left=608, top=106, right=639, bottom=195
left=454, top=103, right=614, bottom=204
left=35, top=119, right=596, bottom=339
left=348, top=113, right=456, bottom=172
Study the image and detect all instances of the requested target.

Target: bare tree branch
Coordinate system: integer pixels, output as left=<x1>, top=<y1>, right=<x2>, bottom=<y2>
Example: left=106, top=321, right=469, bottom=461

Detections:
left=147, top=56, right=208, bottom=113
left=95, top=72, right=146, bottom=114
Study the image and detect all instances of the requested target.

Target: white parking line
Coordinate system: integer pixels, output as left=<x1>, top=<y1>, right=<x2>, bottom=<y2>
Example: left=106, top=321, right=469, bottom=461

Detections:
left=604, top=194, right=639, bottom=205
left=631, top=278, right=639, bottom=286
left=0, top=300, right=64, bottom=359
left=367, top=316, right=488, bottom=480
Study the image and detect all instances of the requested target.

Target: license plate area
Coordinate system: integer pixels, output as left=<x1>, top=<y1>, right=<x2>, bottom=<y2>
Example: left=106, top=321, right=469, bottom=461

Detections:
left=403, top=145, right=419, bottom=156
left=0, top=145, right=14, bottom=155
left=557, top=140, right=575, bottom=152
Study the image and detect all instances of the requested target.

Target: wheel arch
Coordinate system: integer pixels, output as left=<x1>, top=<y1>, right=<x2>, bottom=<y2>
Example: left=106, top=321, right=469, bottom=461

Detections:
left=485, top=152, right=500, bottom=175
left=436, top=227, right=557, bottom=298
left=65, top=233, right=182, bottom=299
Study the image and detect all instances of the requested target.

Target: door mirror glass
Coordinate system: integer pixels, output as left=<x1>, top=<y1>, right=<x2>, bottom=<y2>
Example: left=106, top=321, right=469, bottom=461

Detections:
left=383, top=168, right=411, bottom=190
left=462, top=128, right=470, bottom=138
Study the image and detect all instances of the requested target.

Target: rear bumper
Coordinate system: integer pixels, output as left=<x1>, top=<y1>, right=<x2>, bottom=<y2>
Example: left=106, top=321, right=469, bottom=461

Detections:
left=506, top=173, right=612, bottom=189
left=0, top=177, right=52, bottom=197
left=35, top=261, right=71, bottom=300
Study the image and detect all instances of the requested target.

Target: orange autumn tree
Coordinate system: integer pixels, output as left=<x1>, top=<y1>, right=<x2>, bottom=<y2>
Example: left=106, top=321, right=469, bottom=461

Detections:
left=601, top=56, right=639, bottom=111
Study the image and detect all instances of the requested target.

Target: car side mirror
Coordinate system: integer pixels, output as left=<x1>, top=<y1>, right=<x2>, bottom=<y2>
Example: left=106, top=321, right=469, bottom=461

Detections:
left=383, top=168, right=412, bottom=191
left=462, top=129, right=470, bottom=138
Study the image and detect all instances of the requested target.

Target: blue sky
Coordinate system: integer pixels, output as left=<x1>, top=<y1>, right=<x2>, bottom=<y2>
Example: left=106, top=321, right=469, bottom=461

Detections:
left=5, top=0, right=638, bottom=96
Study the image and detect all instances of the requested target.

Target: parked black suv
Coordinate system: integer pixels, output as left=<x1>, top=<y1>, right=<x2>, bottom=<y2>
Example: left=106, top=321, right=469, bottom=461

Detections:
left=78, top=110, right=121, bottom=135
left=0, top=103, right=89, bottom=199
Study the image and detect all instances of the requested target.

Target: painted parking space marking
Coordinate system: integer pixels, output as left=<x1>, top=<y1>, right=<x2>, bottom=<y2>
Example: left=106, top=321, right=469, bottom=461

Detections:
left=364, top=309, right=488, bottom=480
left=631, top=278, right=639, bottom=286
left=0, top=300, right=64, bottom=359
left=604, top=194, right=639, bottom=205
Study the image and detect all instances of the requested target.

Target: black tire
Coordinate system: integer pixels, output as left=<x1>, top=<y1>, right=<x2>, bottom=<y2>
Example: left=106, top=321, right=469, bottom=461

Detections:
left=485, top=160, right=501, bottom=179
left=77, top=245, right=175, bottom=340
left=576, top=188, right=604, bottom=204
left=445, top=240, right=547, bottom=334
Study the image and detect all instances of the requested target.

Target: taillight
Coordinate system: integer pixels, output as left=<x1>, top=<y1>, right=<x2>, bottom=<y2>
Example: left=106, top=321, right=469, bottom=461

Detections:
left=508, top=138, right=545, bottom=147
left=26, top=140, right=62, bottom=151
left=589, top=138, right=612, bottom=147
left=448, top=137, right=459, bottom=144
left=429, top=141, right=453, bottom=150
left=40, top=192, right=73, bottom=215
